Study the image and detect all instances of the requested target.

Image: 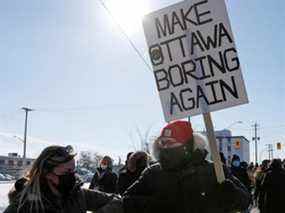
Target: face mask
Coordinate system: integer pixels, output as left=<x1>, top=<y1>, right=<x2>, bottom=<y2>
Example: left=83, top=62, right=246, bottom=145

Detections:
left=159, top=146, right=189, bottom=170
left=100, top=165, right=108, bottom=170
left=57, top=173, right=76, bottom=196
left=232, top=160, right=240, bottom=167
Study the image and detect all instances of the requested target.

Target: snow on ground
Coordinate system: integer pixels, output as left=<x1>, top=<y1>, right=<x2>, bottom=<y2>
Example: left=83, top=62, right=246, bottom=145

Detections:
left=0, top=181, right=13, bottom=213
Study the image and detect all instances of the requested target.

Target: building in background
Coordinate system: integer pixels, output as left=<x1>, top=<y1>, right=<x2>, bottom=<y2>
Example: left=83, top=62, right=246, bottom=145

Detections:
left=202, top=129, right=250, bottom=164
left=0, top=153, right=34, bottom=178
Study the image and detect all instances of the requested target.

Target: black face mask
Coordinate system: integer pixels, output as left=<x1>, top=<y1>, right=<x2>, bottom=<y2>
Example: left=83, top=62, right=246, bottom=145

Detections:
left=159, top=145, right=190, bottom=170
left=57, top=173, right=76, bottom=196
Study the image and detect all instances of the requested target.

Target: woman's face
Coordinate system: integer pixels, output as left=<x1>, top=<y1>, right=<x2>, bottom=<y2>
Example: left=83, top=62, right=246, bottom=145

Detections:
left=47, top=159, right=75, bottom=185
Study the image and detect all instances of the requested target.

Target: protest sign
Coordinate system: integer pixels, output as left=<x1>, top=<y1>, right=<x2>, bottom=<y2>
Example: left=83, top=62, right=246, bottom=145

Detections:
left=143, top=0, right=248, bottom=122
left=143, top=0, right=249, bottom=183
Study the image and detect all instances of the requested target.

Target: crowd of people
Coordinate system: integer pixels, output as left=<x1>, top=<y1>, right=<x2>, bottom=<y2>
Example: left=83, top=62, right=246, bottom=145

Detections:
left=3, top=120, right=284, bottom=213
left=219, top=153, right=285, bottom=213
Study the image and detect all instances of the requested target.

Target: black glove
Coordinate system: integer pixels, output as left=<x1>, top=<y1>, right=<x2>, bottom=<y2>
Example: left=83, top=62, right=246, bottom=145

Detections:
left=219, top=179, right=237, bottom=195
left=219, top=179, right=239, bottom=203
left=218, top=179, right=240, bottom=211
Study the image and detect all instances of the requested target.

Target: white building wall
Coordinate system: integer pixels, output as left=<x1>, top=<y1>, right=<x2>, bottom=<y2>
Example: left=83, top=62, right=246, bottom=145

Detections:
left=216, top=136, right=250, bottom=164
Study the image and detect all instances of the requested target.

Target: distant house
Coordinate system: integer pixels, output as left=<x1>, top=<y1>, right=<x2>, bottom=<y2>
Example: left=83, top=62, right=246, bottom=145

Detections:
left=201, top=129, right=250, bottom=164
left=216, top=135, right=250, bottom=164
left=0, top=153, right=34, bottom=178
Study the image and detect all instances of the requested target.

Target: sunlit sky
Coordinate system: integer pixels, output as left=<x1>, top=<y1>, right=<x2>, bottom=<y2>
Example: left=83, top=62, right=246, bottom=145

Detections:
left=0, top=0, right=284, bottom=163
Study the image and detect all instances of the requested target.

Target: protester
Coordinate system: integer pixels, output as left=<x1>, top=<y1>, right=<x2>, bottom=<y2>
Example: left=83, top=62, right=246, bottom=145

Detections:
left=123, top=120, right=250, bottom=213
left=117, top=151, right=148, bottom=194
left=282, top=158, right=285, bottom=169
left=258, top=159, right=285, bottom=213
left=4, top=145, right=123, bottom=213
left=253, top=159, right=270, bottom=205
left=219, top=152, right=227, bottom=166
left=89, top=155, right=118, bottom=193
left=118, top=152, right=133, bottom=173
left=230, top=155, right=251, bottom=191
left=247, top=162, right=255, bottom=186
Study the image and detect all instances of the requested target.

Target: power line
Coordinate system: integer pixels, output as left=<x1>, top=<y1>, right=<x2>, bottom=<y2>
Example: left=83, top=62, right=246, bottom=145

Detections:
left=35, top=103, right=143, bottom=113
left=259, top=124, right=285, bottom=130
left=97, top=0, right=153, bottom=72
left=231, top=124, right=285, bottom=131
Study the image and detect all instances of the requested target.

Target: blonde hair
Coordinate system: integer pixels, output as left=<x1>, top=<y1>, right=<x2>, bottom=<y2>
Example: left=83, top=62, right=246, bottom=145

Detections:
left=17, top=145, right=72, bottom=213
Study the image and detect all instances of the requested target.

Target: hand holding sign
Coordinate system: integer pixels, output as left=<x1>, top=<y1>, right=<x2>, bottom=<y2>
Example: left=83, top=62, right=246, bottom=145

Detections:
left=143, top=0, right=248, bottom=183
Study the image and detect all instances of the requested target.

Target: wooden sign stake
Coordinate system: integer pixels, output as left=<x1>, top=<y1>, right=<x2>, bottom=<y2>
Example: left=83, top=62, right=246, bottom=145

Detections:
left=203, top=112, right=225, bottom=183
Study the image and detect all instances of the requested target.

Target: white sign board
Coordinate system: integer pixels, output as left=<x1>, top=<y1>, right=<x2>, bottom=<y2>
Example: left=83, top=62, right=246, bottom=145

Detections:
left=143, top=0, right=248, bottom=122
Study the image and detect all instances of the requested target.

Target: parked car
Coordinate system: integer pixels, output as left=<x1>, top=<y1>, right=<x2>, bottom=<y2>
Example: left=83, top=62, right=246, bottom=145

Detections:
left=0, top=173, right=7, bottom=181
left=76, top=167, right=94, bottom=183
left=0, top=172, right=15, bottom=181
left=4, top=173, right=14, bottom=181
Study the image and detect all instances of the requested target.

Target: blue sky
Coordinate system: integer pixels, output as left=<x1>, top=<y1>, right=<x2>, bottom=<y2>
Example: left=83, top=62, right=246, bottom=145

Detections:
left=0, top=0, right=284, bottom=163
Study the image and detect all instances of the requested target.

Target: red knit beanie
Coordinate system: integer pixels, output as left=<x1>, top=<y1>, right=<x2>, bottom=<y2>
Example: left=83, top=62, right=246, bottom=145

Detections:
left=160, top=120, right=193, bottom=145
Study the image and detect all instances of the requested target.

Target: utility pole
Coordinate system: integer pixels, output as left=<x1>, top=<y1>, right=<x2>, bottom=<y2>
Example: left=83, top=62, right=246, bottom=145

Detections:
left=265, top=144, right=273, bottom=160
left=21, top=107, right=34, bottom=165
left=252, top=122, right=260, bottom=164
left=270, top=144, right=273, bottom=160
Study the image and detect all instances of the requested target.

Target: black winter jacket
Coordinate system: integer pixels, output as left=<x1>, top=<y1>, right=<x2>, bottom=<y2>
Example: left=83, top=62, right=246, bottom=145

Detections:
left=231, top=166, right=251, bottom=191
left=117, top=169, right=140, bottom=195
left=124, top=160, right=250, bottom=213
left=258, top=168, right=285, bottom=213
left=4, top=178, right=123, bottom=213
left=89, top=168, right=117, bottom=193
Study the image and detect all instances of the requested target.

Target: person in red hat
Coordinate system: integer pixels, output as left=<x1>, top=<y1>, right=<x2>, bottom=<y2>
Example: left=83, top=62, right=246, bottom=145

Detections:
left=123, top=120, right=250, bottom=213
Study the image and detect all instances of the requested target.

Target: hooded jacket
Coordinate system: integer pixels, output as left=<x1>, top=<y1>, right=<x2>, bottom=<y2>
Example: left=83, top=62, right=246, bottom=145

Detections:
left=117, top=151, right=148, bottom=194
left=89, top=167, right=118, bottom=193
left=123, top=142, right=250, bottom=213
left=4, top=177, right=123, bottom=213
left=258, top=164, right=285, bottom=213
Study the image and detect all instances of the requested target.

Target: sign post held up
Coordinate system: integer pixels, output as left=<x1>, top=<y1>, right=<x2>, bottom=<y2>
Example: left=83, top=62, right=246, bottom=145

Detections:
left=203, top=112, right=225, bottom=182
left=143, top=0, right=249, bottom=183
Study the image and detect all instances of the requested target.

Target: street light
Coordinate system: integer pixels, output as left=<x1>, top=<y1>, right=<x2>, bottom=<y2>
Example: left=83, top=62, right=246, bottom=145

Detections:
left=225, top=121, right=243, bottom=129
left=14, top=135, right=24, bottom=142
left=21, top=107, right=34, bottom=167
left=227, top=121, right=260, bottom=164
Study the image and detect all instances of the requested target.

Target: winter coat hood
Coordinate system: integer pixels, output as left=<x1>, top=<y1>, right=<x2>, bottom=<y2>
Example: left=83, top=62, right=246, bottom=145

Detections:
left=152, top=133, right=210, bottom=170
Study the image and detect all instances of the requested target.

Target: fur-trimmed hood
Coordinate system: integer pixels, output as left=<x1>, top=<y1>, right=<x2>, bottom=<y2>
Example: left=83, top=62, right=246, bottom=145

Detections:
left=152, top=132, right=211, bottom=169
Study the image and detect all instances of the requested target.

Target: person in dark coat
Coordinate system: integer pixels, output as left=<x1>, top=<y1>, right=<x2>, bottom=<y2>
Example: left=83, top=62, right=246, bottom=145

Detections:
left=123, top=120, right=250, bottom=213
left=220, top=152, right=227, bottom=166
left=230, top=155, right=251, bottom=191
left=118, top=152, right=133, bottom=173
left=4, top=145, right=123, bottom=213
left=258, top=159, right=285, bottom=213
left=117, top=151, right=148, bottom=194
left=253, top=159, right=270, bottom=205
left=89, top=156, right=118, bottom=193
